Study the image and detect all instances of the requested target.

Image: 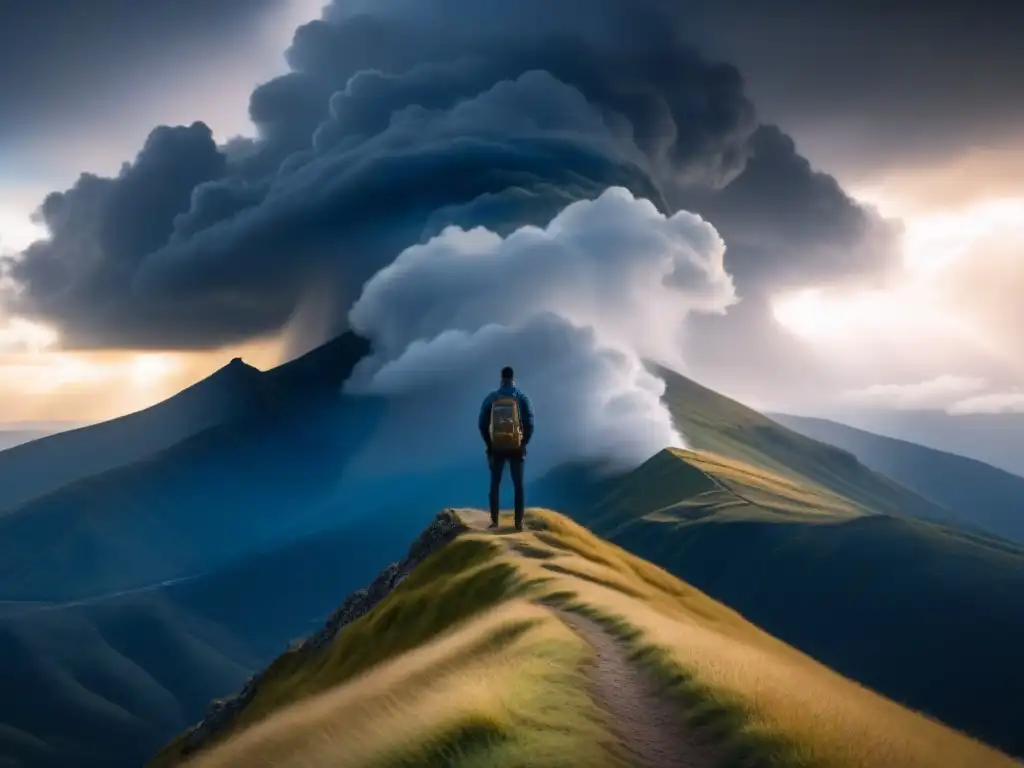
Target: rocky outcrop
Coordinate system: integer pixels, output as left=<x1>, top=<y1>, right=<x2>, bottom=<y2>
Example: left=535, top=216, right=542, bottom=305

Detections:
left=174, top=508, right=468, bottom=758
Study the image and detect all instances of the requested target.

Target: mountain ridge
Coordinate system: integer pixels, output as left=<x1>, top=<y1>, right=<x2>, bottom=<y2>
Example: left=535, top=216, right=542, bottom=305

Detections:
left=653, top=364, right=979, bottom=531
left=3, top=332, right=1021, bottom=766
left=797, top=409, right=1024, bottom=478
left=0, top=357, right=266, bottom=513
left=771, top=412, right=1024, bottom=545
left=559, top=444, right=1024, bottom=756
left=152, top=509, right=470, bottom=763
left=0, top=333, right=372, bottom=516
left=148, top=508, right=1018, bottom=768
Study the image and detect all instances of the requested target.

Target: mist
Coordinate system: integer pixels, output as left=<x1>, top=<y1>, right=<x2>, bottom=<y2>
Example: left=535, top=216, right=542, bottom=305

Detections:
left=343, top=186, right=737, bottom=475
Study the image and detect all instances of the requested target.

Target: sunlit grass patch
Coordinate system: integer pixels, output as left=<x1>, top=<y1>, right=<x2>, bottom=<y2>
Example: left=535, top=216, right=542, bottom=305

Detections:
left=160, top=506, right=1016, bottom=768
left=541, top=586, right=1014, bottom=768
left=219, top=536, right=518, bottom=727
left=181, top=602, right=625, bottom=768
left=512, top=509, right=1016, bottom=768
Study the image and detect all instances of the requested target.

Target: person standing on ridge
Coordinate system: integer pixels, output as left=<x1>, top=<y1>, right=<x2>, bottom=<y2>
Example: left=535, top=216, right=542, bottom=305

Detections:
left=479, top=366, right=535, bottom=531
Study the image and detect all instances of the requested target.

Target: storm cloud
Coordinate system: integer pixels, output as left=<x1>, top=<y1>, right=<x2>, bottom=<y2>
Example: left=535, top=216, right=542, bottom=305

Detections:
left=0, top=0, right=282, bottom=144
left=3, top=0, right=898, bottom=351
left=685, top=0, right=1024, bottom=178
left=344, top=186, right=736, bottom=470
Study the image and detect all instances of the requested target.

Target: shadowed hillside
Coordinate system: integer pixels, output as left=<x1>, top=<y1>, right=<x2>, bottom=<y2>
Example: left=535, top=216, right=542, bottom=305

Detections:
left=772, top=413, right=1024, bottom=545
left=0, top=511, right=431, bottom=768
left=812, top=408, right=1024, bottom=479
left=0, top=334, right=374, bottom=516
left=0, top=360, right=269, bottom=513
left=0, top=334, right=376, bottom=601
left=148, top=509, right=1016, bottom=768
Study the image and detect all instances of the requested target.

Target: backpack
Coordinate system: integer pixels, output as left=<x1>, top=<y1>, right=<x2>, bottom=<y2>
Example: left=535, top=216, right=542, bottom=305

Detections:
left=489, top=395, right=523, bottom=453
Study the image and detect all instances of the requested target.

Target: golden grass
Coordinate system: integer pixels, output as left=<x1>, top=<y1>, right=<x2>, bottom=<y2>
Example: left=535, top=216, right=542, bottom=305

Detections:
left=165, top=507, right=1016, bottom=768
left=516, top=509, right=1017, bottom=768
left=182, top=602, right=623, bottom=768
left=672, top=449, right=862, bottom=520
left=584, top=448, right=861, bottom=543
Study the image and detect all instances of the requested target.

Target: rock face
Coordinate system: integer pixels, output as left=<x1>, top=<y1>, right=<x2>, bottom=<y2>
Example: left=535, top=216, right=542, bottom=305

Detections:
left=174, top=508, right=468, bottom=758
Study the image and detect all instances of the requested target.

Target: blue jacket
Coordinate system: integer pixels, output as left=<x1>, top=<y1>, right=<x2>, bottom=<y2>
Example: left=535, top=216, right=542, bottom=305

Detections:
left=479, top=383, right=535, bottom=446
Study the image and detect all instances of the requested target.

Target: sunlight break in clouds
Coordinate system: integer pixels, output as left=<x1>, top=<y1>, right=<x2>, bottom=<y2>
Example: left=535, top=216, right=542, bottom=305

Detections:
left=771, top=194, right=1024, bottom=386
left=345, top=187, right=738, bottom=473
left=0, top=314, right=283, bottom=422
left=0, top=207, right=47, bottom=255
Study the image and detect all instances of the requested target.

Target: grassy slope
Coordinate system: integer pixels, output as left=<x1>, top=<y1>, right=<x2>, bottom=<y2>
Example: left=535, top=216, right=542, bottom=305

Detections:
left=149, top=509, right=1014, bottom=768
left=571, top=368, right=1024, bottom=757
left=654, top=366, right=970, bottom=530
left=584, top=448, right=862, bottom=537
left=771, top=413, right=1024, bottom=545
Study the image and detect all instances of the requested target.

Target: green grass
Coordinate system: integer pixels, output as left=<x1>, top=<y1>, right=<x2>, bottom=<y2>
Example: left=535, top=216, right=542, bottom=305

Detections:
left=149, top=365, right=1023, bottom=767
left=654, top=365, right=964, bottom=527
left=552, top=599, right=816, bottom=768
left=166, top=597, right=623, bottom=768
left=516, top=510, right=1017, bottom=768
left=565, top=437, right=1024, bottom=759
left=150, top=536, right=530, bottom=766
left=157, top=508, right=1017, bottom=768
left=587, top=448, right=861, bottom=539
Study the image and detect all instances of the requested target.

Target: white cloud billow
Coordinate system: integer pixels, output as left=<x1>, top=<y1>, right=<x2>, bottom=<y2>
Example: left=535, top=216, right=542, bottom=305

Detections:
left=838, top=375, right=990, bottom=411
left=345, top=186, right=738, bottom=472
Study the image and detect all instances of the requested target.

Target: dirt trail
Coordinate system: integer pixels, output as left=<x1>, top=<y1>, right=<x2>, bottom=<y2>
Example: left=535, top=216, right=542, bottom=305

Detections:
left=462, top=509, right=719, bottom=767
left=555, top=609, right=719, bottom=768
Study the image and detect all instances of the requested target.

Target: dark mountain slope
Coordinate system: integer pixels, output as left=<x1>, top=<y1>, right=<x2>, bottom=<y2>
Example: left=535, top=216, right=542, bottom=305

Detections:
left=501, top=369, right=1024, bottom=754
left=0, top=392, right=387, bottom=601
left=0, top=334, right=376, bottom=601
left=0, top=359, right=268, bottom=513
left=0, top=510, right=425, bottom=768
left=0, top=596, right=253, bottom=768
left=0, top=333, right=375, bottom=516
left=773, top=413, right=1024, bottom=545
left=816, top=408, right=1024, bottom=478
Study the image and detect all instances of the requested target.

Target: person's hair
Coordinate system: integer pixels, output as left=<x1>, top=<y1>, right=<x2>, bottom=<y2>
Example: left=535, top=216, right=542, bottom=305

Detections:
left=500, top=366, right=514, bottom=381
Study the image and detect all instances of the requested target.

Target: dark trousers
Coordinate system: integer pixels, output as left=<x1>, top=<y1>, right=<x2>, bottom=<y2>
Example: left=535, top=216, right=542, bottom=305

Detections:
left=489, top=452, right=525, bottom=525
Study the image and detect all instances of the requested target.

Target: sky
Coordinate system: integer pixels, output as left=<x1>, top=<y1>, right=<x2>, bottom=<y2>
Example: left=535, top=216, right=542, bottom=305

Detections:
left=0, top=0, right=1021, bottom=425
left=0, top=0, right=321, bottom=420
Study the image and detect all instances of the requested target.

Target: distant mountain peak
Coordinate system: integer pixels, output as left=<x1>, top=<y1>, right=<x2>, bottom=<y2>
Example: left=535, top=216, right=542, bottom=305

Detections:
left=209, top=355, right=258, bottom=378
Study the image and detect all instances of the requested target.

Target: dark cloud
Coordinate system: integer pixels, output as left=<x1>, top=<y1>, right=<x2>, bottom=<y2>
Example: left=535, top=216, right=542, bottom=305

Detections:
left=0, top=0, right=282, bottom=142
left=685, top=0, right=1024, bottom=176
left=3, top=123, right=294, bottom=348
left=674, top=125, right=901, bottom=292
left=3, top=0, right=898, bottom=350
